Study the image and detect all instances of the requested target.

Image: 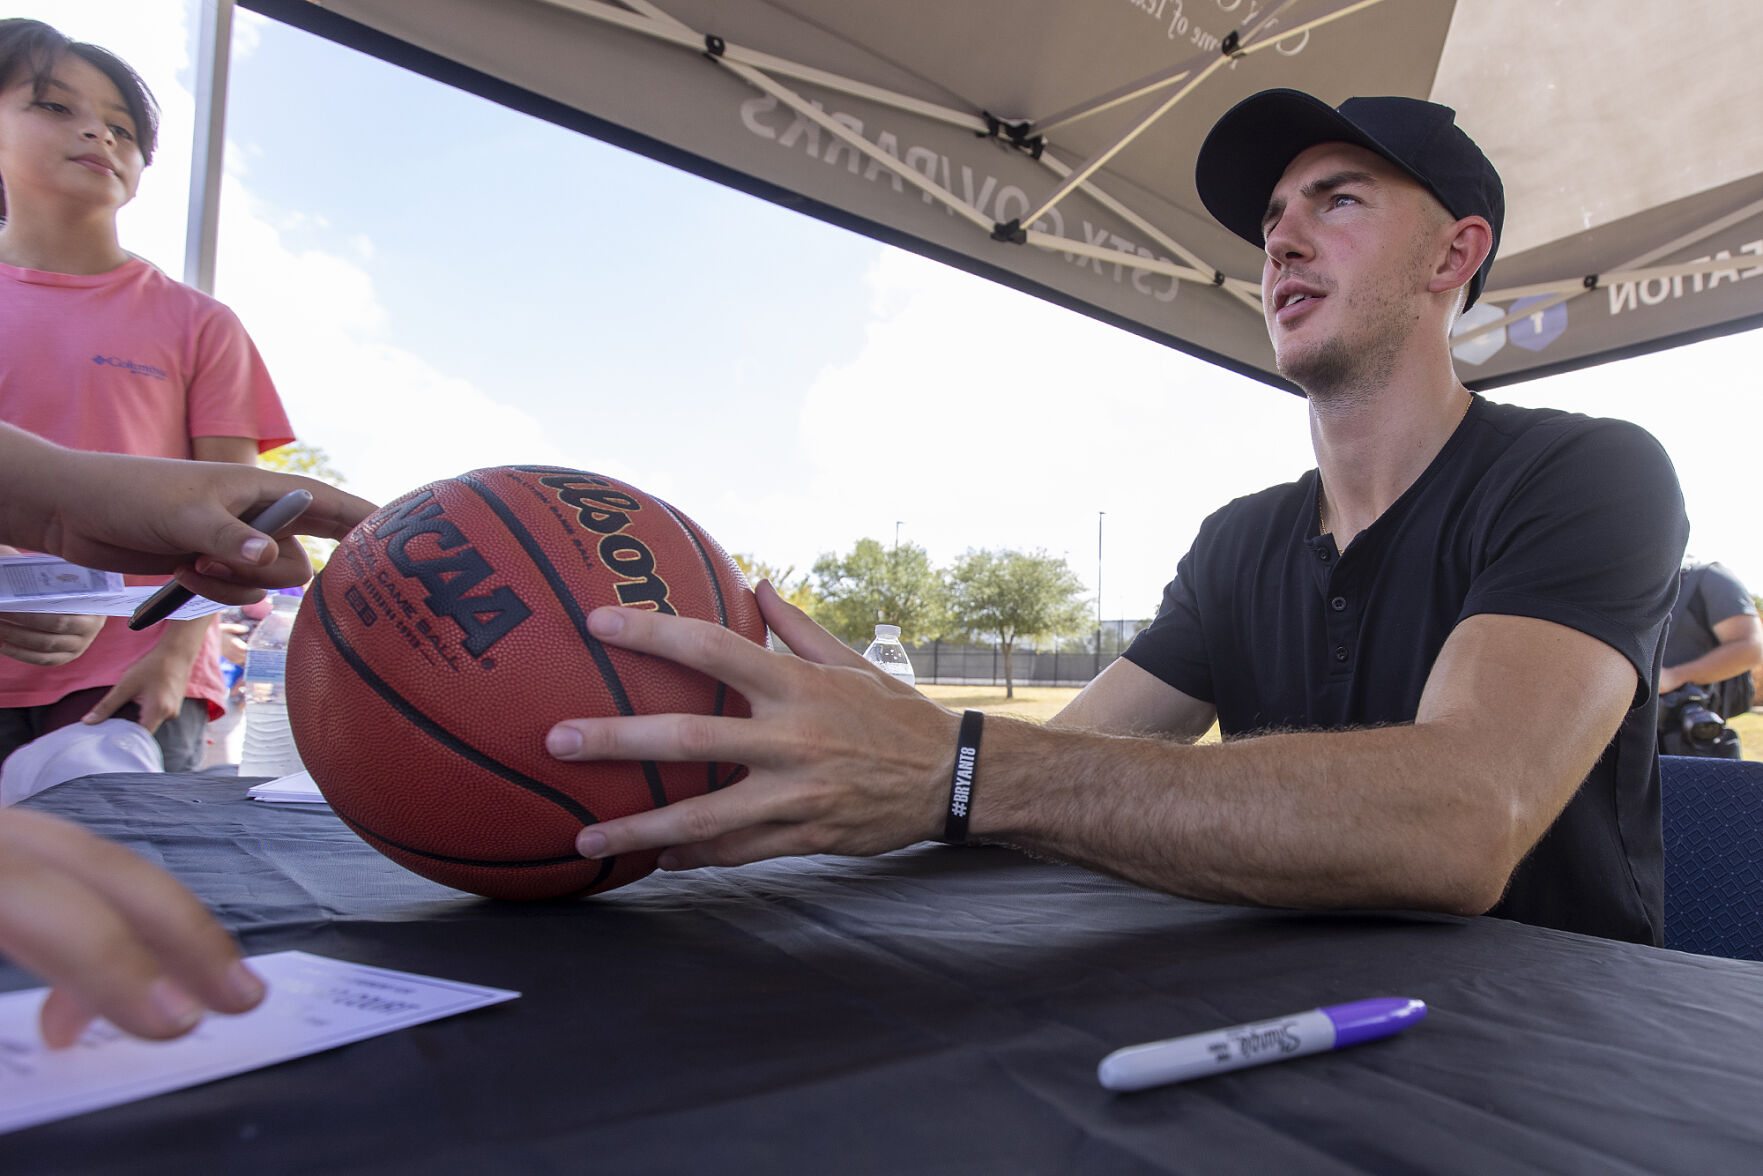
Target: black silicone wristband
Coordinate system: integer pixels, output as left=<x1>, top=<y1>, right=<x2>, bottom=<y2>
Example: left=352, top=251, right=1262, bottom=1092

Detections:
left=940, top=709, right=984, bottom=845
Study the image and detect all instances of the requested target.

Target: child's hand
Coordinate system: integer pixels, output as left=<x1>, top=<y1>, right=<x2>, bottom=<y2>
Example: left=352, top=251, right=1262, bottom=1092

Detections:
left=1, top=429, right=376, bottom=603
left=218, top=621, right=250, bottom=667
left=82, top=621, right=209, bottom=733
left=0, top=611, right=105, bottom=666
left=0, top=808, right=265, bottom=1047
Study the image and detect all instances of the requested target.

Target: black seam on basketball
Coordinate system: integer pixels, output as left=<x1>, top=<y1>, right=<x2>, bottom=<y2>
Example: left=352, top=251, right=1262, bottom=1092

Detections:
left=706, top=683, right=731, bottom=792
left=656, top=498, right=750, bottom=795
left=459, top=471, right=637, bottom=717
left=656, top=498, right=731, bottom=628
left=311, top=580, right=603, bottom=826
left=340, top=812, right=615, bottom=882
left=461, top=469, right=670, bottom=810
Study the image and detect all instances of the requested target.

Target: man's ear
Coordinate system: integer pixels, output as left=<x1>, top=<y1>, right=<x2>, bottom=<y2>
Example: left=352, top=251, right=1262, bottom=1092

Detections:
left=1429, top=216, right=1493, bottom=298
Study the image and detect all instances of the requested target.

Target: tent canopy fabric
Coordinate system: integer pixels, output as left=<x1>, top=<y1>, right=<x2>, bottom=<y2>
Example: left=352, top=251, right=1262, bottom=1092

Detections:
left=242, top=0, right=1763, bottom=391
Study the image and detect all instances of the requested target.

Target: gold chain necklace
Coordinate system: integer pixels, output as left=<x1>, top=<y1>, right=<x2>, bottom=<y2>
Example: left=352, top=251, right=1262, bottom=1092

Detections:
left=1318, top=393, right=1474, bottom=542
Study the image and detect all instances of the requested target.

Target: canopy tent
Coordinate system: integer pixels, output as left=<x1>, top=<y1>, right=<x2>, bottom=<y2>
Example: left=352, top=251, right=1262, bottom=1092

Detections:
left=224, top=0, right=1763, bottom=392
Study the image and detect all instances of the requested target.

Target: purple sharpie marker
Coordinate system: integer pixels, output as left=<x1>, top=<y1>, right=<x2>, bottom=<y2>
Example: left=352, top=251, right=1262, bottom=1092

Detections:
left=1097, top=997, right=1426, bottom=1092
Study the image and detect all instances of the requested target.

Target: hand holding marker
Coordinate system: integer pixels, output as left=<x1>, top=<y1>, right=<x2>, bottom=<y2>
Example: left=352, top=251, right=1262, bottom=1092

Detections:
left=128, top=490, right=314, bottom=630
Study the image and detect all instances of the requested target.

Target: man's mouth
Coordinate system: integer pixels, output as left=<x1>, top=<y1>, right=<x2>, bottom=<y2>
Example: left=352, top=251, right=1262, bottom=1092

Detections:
left=1270, top=286, right=1324, bottom=320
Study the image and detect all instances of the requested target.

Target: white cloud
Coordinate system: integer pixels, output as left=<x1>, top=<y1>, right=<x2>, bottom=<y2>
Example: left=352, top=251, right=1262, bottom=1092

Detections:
left=210, top=179, right=570, bottom=504
left=775, top=248, right=1313, bottom=616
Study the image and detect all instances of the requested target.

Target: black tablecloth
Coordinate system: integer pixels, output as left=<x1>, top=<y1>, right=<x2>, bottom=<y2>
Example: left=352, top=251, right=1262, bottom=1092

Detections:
left=6, top=772, right=1763, bottom=1175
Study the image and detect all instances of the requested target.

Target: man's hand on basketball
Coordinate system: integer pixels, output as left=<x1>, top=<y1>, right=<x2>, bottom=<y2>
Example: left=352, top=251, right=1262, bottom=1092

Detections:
left=0, top=809, right=266, bottom=1047
left=548, top=580, right=962, bottom=868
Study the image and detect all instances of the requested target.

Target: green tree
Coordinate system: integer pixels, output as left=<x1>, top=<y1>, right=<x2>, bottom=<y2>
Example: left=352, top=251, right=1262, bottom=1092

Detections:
left=810, top=538, right=946, bottom=647
left=948, top=548, right=1091, bottom=698
left=257, top=442, right=348, bottom=571
left=730, top=553, right=822, bottom=616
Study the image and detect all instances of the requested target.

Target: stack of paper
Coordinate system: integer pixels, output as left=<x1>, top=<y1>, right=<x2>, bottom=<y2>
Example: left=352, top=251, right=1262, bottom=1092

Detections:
left=245, top=770, right=328, bottom=804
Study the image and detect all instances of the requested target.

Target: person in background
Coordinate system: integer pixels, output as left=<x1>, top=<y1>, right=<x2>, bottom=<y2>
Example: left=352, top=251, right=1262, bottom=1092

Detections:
left=196, top=597, right=272, bottom=768
left=0, top=417, right=374, bottom=1046
left=0, top=19, right=294, bottom=772
left=1658, top=559, right=1762, bottom=752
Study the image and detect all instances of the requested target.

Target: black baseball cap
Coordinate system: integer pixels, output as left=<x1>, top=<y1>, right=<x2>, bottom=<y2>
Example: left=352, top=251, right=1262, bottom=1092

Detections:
left=1194, top=89, right=1504, bottom=309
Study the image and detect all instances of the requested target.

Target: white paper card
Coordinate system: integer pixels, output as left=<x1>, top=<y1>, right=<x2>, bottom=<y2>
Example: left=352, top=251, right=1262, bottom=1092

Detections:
left=0, top=555, right=122, bottom=598
left=0, top=950, right=519, bottom=1135
left=245, top=769, right=327, bottom=804
left=0, top=556, right=228, bottom=621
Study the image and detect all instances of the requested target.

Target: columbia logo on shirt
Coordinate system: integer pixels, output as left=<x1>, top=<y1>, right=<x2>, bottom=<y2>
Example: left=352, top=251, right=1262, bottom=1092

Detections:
left=91, top=354, right=168, bottom=381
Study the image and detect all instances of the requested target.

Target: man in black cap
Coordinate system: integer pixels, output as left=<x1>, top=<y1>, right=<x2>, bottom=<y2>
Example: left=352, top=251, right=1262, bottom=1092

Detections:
left=545, top=91, right=1688, bottom=945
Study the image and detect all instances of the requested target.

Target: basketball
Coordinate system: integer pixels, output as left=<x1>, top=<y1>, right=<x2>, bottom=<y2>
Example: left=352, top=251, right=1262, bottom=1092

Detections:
left=284, top=465, right=764, bottom=900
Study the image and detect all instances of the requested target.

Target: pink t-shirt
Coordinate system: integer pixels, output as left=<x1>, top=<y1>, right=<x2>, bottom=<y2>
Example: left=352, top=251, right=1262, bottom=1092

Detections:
left=0, top=256, right=295, bottom=715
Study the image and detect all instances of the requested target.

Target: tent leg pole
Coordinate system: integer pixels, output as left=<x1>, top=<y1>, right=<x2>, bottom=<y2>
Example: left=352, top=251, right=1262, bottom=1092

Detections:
left=184, top=0, right=236, bottom=294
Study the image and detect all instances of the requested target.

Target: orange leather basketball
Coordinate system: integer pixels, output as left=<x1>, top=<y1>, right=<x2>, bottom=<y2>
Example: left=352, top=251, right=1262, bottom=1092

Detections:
left=286, top=466, right=762, bottom=899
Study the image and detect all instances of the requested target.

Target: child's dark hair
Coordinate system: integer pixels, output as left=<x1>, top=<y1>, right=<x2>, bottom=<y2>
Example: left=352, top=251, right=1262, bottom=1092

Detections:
left=0, top=19, right=161, bottom=217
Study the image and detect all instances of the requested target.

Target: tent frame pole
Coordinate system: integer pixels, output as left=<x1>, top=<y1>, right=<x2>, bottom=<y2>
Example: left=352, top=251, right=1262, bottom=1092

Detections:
left=184, top=0, right=236, bottom=294
left=549, top=0, right=1258, bottom=307
left=1458, top=196, right=1763, bottom=346
left=1019, top=0, right=1387, bottom=232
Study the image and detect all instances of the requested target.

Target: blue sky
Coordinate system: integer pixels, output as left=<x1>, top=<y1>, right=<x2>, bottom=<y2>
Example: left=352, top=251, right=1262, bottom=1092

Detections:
left=23, top=1, right=1763, bottom=619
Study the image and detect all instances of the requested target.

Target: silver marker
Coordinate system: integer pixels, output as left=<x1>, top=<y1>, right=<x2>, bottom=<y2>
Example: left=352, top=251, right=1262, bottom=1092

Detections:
left=128, top=490, right=313, bottom=630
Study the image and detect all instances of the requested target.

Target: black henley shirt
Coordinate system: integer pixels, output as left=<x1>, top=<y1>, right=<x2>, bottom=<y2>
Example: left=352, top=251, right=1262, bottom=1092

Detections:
left=1123, top=396, right=1688, bottom=943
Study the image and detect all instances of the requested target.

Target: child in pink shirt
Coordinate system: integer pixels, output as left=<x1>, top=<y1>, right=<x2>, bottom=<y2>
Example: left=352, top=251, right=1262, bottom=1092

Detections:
left=0, top=19, right=294, bottom=771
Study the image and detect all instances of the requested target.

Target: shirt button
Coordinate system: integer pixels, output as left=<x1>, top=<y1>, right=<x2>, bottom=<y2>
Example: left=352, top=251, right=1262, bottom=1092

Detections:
left=1318, top=549, right=1331, bottom=563
left=1331, top=596, right=1347, bottom=612
left=1333, top=645, right=1348, bottom=662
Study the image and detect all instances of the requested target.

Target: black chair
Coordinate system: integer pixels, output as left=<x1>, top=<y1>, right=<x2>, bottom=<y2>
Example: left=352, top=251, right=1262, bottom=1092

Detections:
left=1660, top=754, right=1763, bottom=960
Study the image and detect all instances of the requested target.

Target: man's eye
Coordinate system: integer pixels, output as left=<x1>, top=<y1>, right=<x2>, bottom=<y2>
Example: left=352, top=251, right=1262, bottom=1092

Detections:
left=33, top=100, right=71, bottom=114
left=1329, top=194, right=1358, bottom=209
left=110, top=125, right=134, bottom=141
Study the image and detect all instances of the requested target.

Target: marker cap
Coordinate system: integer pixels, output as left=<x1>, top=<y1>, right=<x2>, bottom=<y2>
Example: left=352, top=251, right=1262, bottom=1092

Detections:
left=1322, top=997, right=1427, bottom=1048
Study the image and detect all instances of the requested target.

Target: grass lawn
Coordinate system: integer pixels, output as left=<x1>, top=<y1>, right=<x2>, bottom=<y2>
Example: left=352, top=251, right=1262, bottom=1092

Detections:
left=1727, top=710, right=1763, bottom=761
left=921, top=685, right=1763, bottom=761
left=917, top=683, right=1225, bottom=743
left=917, top=684, right=1080, bottom=724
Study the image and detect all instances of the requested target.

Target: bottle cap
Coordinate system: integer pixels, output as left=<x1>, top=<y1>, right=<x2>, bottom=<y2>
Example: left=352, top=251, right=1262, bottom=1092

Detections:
left=874, top=624, right=901, bottom=639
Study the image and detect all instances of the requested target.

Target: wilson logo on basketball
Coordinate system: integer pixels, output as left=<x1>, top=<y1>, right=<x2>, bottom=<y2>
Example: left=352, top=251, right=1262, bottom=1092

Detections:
left=538, top=473, right=677, bottom=615
left=372, top=490, right=534, bottom=657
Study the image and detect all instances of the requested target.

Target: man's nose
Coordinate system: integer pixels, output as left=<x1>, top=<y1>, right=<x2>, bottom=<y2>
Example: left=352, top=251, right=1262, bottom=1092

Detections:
left=1263, top=214, right=1310, bottom=265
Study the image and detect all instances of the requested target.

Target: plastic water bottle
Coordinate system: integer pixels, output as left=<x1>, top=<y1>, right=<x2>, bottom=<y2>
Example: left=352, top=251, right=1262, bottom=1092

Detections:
left=862, top=623, right=916, bottom=687
left=238, top=591, right=306, bottom=777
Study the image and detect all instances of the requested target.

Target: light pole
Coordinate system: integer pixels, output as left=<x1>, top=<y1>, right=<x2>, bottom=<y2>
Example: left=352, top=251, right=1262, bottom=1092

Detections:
left=1095, top=511, right=1105, bottom=676
left=885, top=521, right=904, bottom=627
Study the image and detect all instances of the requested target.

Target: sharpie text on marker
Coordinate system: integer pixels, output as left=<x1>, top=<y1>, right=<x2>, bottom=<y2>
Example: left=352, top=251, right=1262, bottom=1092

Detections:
left=1096, top=997, right=1427, bottom=1092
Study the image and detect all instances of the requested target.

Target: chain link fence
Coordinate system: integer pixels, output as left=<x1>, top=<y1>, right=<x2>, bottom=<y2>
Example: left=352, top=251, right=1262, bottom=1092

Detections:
left=897, top=619, right=1149, bottom=687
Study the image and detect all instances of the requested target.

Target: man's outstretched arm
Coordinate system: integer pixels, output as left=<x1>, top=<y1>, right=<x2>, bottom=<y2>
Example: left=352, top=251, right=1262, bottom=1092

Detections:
left=550, top=584, right=1633, bottom=914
